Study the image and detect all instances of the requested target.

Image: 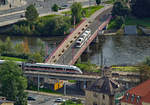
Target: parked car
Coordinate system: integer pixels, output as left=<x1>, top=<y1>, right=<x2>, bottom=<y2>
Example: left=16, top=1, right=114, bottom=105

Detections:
left=71, top=97, right=79, bottom=102
left=27, top=96, right=36, bottom=101
left=54, top=98, right=65, bottom=103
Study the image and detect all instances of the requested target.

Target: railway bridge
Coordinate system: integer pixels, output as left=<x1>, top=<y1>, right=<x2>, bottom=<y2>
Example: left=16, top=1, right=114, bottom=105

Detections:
left=45, top=5, right=113, bottom=65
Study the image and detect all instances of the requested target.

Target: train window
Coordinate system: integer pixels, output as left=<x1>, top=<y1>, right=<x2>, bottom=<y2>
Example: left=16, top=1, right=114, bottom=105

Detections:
left=66, top=45, right=69, bottom=48
left=62, top=49, right=65, bottom=53
left=58, top=54, right=61, bottom=56
left=82, top=28, right=84, bottom=31
left=52, top=56, right=55, bottom=59
left=54, top=59, right=56, bottom=62
left=70, top=40, right=73, bottom=43
left=85, top=24, right=88, bottom=27
left=78, top=32, right=81, bottom=34
left=74, top=36, right=77, bottom=39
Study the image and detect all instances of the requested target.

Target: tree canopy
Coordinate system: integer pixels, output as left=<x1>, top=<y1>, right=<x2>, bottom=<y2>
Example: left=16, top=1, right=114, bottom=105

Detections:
left=96, top=0, right=101, bottom=5
left=112, top=1, right=129, bottom=17
left=52, top=4, right=59, bottom=12
left=71, top=2, right=82, bottom=24
left=0, top=61, right=27, bottom=105
left=25, top=4, right=39, bottom=22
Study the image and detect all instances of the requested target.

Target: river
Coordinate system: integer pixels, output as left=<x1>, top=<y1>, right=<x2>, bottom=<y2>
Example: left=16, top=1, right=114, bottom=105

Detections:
left=1, top=35, right=150, bottom=66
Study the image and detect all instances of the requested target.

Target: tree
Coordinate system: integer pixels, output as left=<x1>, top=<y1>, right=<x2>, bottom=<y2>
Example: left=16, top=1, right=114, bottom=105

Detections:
left=96, top=0, right=101, bottom=5
left=0, top=61, right=27, bottom=105
left=112, top=1, right=129, bottom=17
left=25, top=4, right=39, bottom=22
left=28, top=52, right=43, bottom=63
left=71, top=2, right=82, bottom=24
left=138, top=64, right=150, bottom=83
left=52, top=4, right=59, bottom=12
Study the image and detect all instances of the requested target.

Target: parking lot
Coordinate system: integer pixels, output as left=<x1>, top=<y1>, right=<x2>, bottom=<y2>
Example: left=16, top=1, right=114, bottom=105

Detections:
left=28, top=93, right=85, bottom=105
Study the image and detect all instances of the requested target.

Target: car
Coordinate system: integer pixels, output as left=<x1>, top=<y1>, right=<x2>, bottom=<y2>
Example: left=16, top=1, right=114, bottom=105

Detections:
left=71, top=98, right=79, bottom=102
left=54, top=98, right=65, bottom=103
left=27, top=96, right=36, bottom=101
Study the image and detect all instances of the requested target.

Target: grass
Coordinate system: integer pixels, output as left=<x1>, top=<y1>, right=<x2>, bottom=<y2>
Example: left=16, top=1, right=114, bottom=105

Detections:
left=75, top=62, right=100, bottom=73
left=28, top=86, right=62, bottom=95
left=125, top=16, right=150, bottom=28
left=68, top=80, right=76, bottom=83
left=61, top=100, right=83, bottom=105
left=0, top=56, right=26, bottom=61
left=38, top=14, right=59, bottom=21
left=83, top=5, right=104, bottom=17
left=62, top=5, right=104, bottom=18
left=111, top=66, right=140, bottom=72
left=104, top=0, right=115, bottom=4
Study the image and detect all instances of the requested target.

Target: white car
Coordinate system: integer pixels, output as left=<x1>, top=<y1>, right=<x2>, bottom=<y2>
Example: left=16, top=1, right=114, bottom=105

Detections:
left=54, top=98, right=65, bottom=103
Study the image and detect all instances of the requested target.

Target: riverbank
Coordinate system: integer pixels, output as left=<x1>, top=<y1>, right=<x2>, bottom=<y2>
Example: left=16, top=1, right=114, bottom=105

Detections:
left=0, top=5, right=104, bottom=37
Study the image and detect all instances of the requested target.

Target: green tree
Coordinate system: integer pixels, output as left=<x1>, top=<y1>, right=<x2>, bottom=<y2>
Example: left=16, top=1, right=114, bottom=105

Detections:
left=52, top=4, right=59, bottom=12
left=25, top=4, right=39, bottom=22
left=71, top=2, right=82, bottom=24
left=28, top=52, right=43, bottom=63
left=0, top=61, right=27, bottom=105
left=112, top=1, right=129, bottom=17
left=96, top=0, right=101, bottom=5
left=138, top=64, right=150, bottom=83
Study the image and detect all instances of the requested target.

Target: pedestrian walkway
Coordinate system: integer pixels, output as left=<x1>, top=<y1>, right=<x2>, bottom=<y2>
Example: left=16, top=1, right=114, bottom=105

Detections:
left=0, top=0, right=26, bottom=10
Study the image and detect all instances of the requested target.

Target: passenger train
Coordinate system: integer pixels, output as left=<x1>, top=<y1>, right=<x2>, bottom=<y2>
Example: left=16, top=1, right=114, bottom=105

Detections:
left=0, top=60, right=82, bottom=74
left=75, top=28, right=91, bottom=48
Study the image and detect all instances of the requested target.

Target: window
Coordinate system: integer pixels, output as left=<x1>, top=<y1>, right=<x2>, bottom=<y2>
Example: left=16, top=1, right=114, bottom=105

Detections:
left=103, top=94, right=105, bottom=99
left=93, top=93, right=97, bottom=97
left=131, top=94, right=135, bottom=102
left=136, top=96, right=141, bottom=103
left=126, top=93, right=129, bottom=101
left=93, top=102, right=97, bottom=105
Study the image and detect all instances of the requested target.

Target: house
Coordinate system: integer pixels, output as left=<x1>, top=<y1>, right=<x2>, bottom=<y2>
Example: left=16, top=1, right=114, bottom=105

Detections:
left=121, top=79, right=150, bottom=105
left=0, top=100, right=14, bottom=105
left=85, top=67, right=121, bottom=105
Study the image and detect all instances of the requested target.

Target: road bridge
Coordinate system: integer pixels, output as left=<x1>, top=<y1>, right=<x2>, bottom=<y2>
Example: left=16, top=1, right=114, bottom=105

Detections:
left=45, top=5, right=113, bottom=65
left=24, top=71, right=100, bottom=81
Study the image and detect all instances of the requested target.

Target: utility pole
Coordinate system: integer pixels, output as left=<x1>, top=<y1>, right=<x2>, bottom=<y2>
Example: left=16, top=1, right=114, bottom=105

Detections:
left=37, top=74, right=40, bottom=91
left=64, top=82, right=66, bottom=96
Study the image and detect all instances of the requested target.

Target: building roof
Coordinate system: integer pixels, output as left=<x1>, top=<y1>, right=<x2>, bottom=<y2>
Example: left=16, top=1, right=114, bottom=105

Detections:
left=87, top=76, right=120, bottom=95
left=0, top=100, right=14, bottom=104
left=124, top=25, right=137, bottom=35
left=121, top=79, right=150, bottom=104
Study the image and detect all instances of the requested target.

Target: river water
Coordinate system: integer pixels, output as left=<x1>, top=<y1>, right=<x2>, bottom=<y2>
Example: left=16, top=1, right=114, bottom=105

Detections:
left=1, top=35, right=150, bottom=66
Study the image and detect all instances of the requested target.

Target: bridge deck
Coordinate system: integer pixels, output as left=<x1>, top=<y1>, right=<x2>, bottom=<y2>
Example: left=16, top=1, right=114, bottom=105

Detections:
left=45, top=5, right=113, bottom=65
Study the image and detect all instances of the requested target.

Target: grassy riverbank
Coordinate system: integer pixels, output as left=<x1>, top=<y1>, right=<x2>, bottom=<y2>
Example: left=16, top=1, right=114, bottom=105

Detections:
left=62, top=5, right=104, bottom=18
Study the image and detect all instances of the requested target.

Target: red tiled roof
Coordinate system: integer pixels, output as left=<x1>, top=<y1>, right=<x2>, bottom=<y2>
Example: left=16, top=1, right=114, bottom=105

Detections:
left=127, top=79, right=150, bottom=96
left=143, top=93, right=150, bottom=103
left=121, top=79, right=150, bottom=104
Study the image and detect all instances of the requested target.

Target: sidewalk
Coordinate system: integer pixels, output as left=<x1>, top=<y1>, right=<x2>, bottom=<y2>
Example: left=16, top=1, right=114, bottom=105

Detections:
left=0, top=0, right=26, bottom=10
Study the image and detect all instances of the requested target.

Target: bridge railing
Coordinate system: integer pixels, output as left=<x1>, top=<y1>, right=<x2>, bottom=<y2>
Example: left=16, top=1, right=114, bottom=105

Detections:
left=69, top=16, right=112, bottom=65
left=45, top=19, right=90, bottom=64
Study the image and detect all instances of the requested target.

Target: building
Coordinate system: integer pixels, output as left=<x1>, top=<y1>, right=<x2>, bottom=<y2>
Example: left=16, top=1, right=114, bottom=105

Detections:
left=121, top=79, right=150, bottom=105
left=85, top=67, right=121, bottom=105
left=0, top=100, right=14, bottom=105
left=0, top=97, right=14, bottom=105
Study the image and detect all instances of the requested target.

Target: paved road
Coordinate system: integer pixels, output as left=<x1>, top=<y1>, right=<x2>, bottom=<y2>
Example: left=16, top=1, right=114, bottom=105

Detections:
left=56, top=8, right=112, bottom=65
left=0, top=0, right=96, bottom=26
